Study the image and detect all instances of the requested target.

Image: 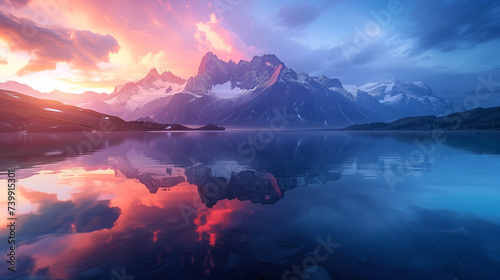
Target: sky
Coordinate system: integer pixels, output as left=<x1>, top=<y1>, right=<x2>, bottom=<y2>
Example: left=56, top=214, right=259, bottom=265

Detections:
left=0, top=0, right=499, bottom=105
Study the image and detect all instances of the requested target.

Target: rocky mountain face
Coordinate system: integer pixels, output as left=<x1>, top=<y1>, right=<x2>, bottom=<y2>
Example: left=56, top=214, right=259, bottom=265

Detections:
left=0, top=52, right=455, bottom=128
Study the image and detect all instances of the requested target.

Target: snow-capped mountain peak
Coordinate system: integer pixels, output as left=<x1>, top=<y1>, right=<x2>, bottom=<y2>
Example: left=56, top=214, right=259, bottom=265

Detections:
left=137, top=68, right=161, bottom=88
left=100, top=68, right=188, bottom=115
left=147, top=67, right=161, bottom=78
left=346, top=79, right=453, bottom=116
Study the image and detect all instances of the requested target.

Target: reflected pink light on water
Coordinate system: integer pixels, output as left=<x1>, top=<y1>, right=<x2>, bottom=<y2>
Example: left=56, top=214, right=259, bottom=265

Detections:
left=153, top=230, right=160, bottom=242
left=1, top=166, right=253, bottom=279
left=194, top=199, right=252, bottom=246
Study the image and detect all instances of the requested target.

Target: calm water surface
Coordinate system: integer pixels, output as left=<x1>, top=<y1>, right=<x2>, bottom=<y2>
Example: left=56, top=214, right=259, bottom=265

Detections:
left=1, top=131, right=499, bottom=280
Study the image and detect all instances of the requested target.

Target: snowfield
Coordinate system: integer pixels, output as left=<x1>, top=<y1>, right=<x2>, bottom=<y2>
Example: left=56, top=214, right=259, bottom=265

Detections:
left=208, top=82, right=253, bottom=99
left=380, top=93, right=403, bottom=104
left=106, top=81, right=187, bottom=112
left=43, top=108, right=63, bottom=112
left=130, top=81, right=186, bottom=111
left=342, top=85, right=359, bottom=97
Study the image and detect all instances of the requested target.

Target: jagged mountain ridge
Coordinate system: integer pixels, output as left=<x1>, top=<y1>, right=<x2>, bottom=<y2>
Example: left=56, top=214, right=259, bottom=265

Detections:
left=152, top=52, right=386, bottom=127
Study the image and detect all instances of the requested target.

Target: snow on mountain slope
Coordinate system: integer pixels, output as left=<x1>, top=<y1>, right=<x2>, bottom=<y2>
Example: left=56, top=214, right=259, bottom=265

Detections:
left=208, top=82, right=253, bottom=99
left=380, top=93, right=403, bottom=105
left=120, top=80, right=186, bottom=111
left=342, top=85, right=359, bottom=97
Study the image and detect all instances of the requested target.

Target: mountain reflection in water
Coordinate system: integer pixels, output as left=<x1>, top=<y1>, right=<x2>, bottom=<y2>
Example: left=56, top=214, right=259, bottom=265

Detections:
left=0, top=131, right=499, bottom=280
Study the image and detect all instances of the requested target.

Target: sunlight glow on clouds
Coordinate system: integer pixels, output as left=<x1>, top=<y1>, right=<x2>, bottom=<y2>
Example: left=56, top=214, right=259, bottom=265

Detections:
left=0, top=10, right=120, bottom=75
left=0, top=0, right=258, bottom=94
left=195, top=13, right=233, bottom=53
left=0, top=0, right=499, bottom=104
left=194, top=12, right=254, bottom=63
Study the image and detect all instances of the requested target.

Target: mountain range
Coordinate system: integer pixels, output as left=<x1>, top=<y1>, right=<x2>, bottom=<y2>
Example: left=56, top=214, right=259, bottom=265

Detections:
left=0, top=52, right=456, bottom=128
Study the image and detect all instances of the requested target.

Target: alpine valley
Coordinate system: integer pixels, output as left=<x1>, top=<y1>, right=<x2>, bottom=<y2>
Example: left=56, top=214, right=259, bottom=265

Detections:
left=0, top=52, right=455, bottom=128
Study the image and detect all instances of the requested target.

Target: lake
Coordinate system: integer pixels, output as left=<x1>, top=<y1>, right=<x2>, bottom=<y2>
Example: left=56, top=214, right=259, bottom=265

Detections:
left=1, top=131, right=499, bottom=279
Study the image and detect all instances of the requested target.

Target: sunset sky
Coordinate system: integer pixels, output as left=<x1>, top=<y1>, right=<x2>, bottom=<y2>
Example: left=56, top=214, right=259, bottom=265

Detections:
left=0, top=0, right=499, bottom=105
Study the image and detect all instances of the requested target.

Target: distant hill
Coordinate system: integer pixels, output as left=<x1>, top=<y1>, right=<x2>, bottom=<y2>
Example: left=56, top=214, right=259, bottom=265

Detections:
left=0, top=89, right=224, bottom=132
left=344, top=106, right=500, bottom=130
left=344, top=79, right=453, bottom=117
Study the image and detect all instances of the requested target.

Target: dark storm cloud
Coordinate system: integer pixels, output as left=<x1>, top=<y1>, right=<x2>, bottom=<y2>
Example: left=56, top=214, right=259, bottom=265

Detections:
left=0, top=10, right=120, bottom=75
left=404, top=0, right=500, bottom=54
left=275, top=0, right=336, bottom=30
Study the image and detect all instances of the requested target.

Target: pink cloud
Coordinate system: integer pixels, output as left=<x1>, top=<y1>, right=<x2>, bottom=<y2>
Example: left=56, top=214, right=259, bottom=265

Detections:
left=194, top=12, right=253, bottom=63
left=71, top=30, right=121, bottom=68
left=195, top=13, right=233, bottom=53
left=67, top=0, right=255, bottom=76
left=61, top=0, right=201, bottom=75
left=1, top=0, right=31, bottom=8
left=155, top=0, right=172, bottom=11
left=0, top=10, right=120, bottom=75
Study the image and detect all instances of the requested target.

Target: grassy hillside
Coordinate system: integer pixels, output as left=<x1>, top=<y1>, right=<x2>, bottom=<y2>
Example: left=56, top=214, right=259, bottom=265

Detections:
left=0, top=89, right=224, bottom=132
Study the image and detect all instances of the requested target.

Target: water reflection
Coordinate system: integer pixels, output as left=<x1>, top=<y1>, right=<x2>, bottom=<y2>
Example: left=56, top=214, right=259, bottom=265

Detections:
left=0, top=131, right=499, bottom=279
